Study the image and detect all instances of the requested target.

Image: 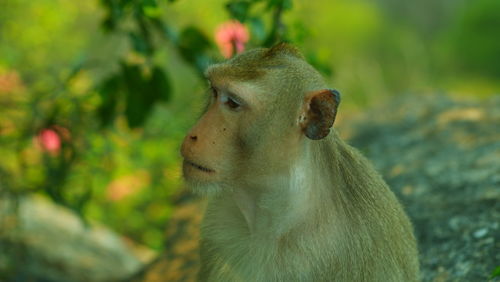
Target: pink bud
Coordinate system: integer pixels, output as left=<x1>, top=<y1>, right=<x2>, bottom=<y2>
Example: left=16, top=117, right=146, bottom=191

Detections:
left=37, top=129, right=61, bottom=154
left=215, top=20, right=250, bottom=58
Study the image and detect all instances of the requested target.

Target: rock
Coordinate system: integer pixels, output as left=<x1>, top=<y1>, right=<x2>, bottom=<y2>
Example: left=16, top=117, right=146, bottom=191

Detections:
left=347, top=95, right=500, bottom=281
left=0, top=194, right=153, bottom=282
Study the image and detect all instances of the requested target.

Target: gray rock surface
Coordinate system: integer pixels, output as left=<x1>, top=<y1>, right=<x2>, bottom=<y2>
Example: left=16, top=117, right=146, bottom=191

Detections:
left=0, top=195, right=151, bottom=282
left=346, top=95, right=500, bottom=281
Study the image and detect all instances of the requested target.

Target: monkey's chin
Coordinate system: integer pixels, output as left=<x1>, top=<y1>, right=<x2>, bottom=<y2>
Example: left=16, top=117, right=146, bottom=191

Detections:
left=184, top=179, right=225, bottom=197
left=182, top=161, right=225, bottom=197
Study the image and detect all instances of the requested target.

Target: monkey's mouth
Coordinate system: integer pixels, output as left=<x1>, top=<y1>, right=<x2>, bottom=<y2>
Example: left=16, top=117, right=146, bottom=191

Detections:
left=184, top=160, right=215, bottom=173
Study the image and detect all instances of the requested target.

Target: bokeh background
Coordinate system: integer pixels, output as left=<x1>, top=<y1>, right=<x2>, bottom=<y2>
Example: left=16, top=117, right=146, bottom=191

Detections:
left=0, top=0, right=499, bottom=280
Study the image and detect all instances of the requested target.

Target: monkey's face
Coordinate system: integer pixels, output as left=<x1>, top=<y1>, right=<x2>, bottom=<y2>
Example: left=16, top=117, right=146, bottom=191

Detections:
left=181, top=46, right=340, bottom=196
left=180, top=79, right=302, bottom=195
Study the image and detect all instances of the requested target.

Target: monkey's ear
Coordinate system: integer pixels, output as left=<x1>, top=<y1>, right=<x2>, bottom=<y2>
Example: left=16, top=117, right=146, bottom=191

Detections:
left=300, top=89, right=340, bottom=140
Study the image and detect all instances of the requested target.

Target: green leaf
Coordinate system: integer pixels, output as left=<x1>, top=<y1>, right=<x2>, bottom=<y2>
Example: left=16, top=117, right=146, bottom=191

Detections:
left=179, top=26, right=211, bottom=52
left=122, top=64, right=151, bottom=128
left=142, top=0, right=158, bottom=7
left=249, top=17, right=266, bottom=42
left=178, top=26, right=212, bottom=71
left=142, top=0, right=162, bottom=18
left=100, top=0, right=123, bottom=31
left=266, top=0, right=280, bottom=8
left=102, top=15, right=116, bottom=31
left=283, top=0, right=293, bottom=10
left=226, top=1, right=251, bottom=22
left=97, top=75, right=122, bottom=127
left=129, top=32, right=150, bottom=54
left=152, top=19, right=178, bottom=43
left=150, top=66, right=171, bottom=102
left=267, top=0, right=292, bottom=10
left=491, top=266, right=500, bottom=279
left=121, top=64, right=171, bottom=128
left=75, top=187, right=93, bottom=215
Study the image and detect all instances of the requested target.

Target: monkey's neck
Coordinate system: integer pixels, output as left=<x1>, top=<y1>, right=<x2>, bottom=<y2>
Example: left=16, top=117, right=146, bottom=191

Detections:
left=231, top=157, right=317, bottom=236
left=232, top=188, right=258, bottom=234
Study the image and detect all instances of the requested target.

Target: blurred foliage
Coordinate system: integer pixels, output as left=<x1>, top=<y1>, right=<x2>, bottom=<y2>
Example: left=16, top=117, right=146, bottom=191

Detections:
left=449, top=0, right=500, bottom=78
left=0, top=0, right=297, bottom=249
left=492, top=266, right=500, bottom=279
left=0, top=0, right=498, bottom=249
left=96, top=0, right=292, bottom=129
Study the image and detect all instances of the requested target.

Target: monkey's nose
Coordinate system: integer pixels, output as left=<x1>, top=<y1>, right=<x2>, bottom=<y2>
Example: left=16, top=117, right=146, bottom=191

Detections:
left=190, top=135, right=198, bottom=141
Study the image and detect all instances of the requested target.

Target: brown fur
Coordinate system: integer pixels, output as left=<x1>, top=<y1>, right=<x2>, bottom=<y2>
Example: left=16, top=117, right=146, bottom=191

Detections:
left=181, top=44, right=420, bottom=282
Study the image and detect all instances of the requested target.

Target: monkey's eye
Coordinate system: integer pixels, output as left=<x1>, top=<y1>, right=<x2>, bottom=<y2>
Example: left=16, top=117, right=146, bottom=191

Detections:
left=220, top=95, right=241, bottom=111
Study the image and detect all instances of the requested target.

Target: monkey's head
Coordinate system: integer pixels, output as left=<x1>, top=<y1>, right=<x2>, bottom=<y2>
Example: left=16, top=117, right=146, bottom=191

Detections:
left=181, top=43, right=340, bottom=195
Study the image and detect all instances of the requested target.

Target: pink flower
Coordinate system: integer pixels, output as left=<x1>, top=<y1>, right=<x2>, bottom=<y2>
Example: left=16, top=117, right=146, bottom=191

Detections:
left=36, top=129, right=61, bottom=155
left=215, top=20, right=250, bottom=58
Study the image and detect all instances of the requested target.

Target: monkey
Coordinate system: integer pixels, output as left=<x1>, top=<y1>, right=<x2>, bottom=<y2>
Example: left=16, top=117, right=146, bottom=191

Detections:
left=180, top=43, right=420, bottom=282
